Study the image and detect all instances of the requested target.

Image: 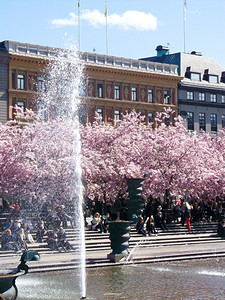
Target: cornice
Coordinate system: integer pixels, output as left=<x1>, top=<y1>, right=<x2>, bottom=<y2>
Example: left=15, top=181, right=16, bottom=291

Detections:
left=8, top=89, right=36, bottom=95
left=87, top=97, right=178, bottom=109
left=85, top=66, right=182, bottom=83
left=9, top=55, right=47, bottom=65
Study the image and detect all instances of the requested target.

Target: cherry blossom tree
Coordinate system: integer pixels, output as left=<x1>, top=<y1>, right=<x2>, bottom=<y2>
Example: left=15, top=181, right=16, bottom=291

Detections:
left=1, top=106, right=225, bottom=206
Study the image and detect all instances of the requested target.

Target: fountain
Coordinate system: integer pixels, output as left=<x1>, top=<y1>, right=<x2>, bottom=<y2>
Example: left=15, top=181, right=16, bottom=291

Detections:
left=0, top=250, right=40, bottom=300
left=38, top=43, right=86, bottom=299
left=15, top=257, right=225, bottom=299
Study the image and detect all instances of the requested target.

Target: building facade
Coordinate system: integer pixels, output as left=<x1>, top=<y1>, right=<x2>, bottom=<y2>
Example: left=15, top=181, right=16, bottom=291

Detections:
left=0, top=41, right=182, bottom=125
left=82, top=52, right=181, bottom=125
left=141, top=45, right=225, bottom=134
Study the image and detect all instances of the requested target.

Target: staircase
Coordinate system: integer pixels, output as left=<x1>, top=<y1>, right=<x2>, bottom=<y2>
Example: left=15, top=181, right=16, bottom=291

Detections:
left=0, top=219, right=224, bottom=273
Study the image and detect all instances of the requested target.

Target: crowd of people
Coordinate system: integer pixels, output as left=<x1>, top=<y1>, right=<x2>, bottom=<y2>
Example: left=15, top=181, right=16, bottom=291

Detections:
left=88, top=197, right=225, bottom=237
left=134, top=198, right=225, bottom=236
left=90, top=212, right=111, bottom=233
left=1, top=196, right=225, bottom=253
left=0, top=200, right=75, bottom=253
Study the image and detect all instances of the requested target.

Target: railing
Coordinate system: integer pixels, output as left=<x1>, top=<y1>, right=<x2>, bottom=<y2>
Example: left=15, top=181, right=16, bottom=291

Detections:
left=3, top=40, right=57, bottom=58
left=3, top=40, right=178, bottom=75
left=81, top=52, right=178, bottom=75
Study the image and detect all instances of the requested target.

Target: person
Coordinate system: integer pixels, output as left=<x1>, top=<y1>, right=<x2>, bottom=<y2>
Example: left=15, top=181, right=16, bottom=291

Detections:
left=56, top=205, right=68, bottom=228
left=172, top=204, right=181, bottom=223
left=91, top=212, right=107, bottom=233
left=57, top=227, right=74, bottom=251
left=102, top=213, right=111, bottom=232
left=35, top=220, right=47, bottom=243
left=52, top=215, right=61, bottom=229
left=192, top=202, right=202, bottom=223
left=154, top=211, right=169, bottom=231
left=136, top=217, right=146, bottom=236
left=10, top=220, right=21, bottom=239
left=217, top=219, right=225, bottom=237
left=91, top=212, right=100, bottom=231
left=25, top=228, right=35, bottom=244
left=0, top=229, right=21, bottom=253
left=180, top=201, right=186, bottom=226
left=144, top=200, right=153, bottom=221
left=46, top=228, right=61, bottom=252
left=212, top=202, right=221, bottom=222
left=146, top=216, right=158, bottom=235
left=184, top=202, right=192, bottom=231
left=15, top=228, right=28, bottom=250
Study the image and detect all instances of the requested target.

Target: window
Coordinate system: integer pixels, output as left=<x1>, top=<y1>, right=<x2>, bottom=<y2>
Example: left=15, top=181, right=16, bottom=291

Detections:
left=222, top=115, right=225, bottom=128
left=17, top=101, right=26, bottom=111
left=114, top=110, right=120, bottom=124
left=131, top=87, right=137, bottom=101
left=38, top=76, right=45, bottom=92
left=187, top=91, right=193, bottom=100
left=199, top=92, right=205, bottom=101
left=97, top=108, right=103, bottom=117
left=148, top=89, right=153, bottom=103
left=199, top=113, right=206, bottom=131
left=97, top=83, right=103, bottom=98
left=148, top=112, right=154, bottom=124
left=17, top=74, right=25, bottom=90
left=191, top=73, right=201, bottom=81
left=222, top=95, right=225, bottom=103
left=38, top=103, right=46, bottom=121
left=210, top=94, right=217, bottom=102
left=96, top=108, right=103, bottom=122
left=114, top=85, right=120, bottom=100
left=164, top=90, right=170, bottom=104
left=187, top=112, right=194, bottom=131
left=210, top=114, right=217, bottom=132
left=209, top=75, right=218, bottom=83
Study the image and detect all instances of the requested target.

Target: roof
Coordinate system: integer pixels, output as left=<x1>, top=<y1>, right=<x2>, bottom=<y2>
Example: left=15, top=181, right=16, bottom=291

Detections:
left=140, top=51, right=225, bottom=89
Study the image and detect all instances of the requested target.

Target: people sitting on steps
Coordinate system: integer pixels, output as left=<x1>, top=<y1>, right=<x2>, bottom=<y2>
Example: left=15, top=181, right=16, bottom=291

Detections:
left=136, top=217, right=147, bottom=236
left=154, top=211, right=169, bottom=231
left=146, top=215, right=158, bottom=236
left=0, top=229, right=21, bottom=254
left=57, top=227, right=74, bottom=251
left=91, top=212, right=107, bottom=233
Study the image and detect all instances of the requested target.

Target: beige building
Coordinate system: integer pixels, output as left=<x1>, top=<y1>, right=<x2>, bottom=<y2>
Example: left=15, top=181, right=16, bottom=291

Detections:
left=0, top=41, right=182, bottom=125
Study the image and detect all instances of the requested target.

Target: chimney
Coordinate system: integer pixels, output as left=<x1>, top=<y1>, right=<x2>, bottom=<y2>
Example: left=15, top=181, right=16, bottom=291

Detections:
left=156, top=45, right=169, bottom=57
left=191, top=51, right=202, bottom=56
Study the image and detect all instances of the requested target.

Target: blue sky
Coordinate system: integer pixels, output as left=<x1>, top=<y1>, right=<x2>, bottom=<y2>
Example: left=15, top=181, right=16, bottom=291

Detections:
left=2, top=0, right=225, bottom=67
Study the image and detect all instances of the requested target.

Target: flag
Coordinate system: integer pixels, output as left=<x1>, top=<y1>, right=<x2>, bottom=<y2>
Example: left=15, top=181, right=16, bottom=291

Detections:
left=105, top=1, right=107, bottom=17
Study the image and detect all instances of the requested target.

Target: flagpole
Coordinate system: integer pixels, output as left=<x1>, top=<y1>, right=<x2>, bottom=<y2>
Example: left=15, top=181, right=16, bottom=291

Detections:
left=78, top=0, right=81, bottom=51
left=105, top=0, right=108, bottom=55
left=183, top=0, right=186, bottom=53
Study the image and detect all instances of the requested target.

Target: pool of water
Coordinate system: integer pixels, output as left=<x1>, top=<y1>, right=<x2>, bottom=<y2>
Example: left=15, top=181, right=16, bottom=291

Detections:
left=14, top=258, right=225, bottom=299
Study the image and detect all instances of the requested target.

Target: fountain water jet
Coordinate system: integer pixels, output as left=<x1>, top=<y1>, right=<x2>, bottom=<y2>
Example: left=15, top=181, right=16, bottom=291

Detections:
left=38, top=43, right=86, bottom=299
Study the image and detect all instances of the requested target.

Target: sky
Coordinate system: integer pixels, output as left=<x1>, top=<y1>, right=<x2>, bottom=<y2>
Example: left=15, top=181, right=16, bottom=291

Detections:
left=1, top=0, right=225, bottom=67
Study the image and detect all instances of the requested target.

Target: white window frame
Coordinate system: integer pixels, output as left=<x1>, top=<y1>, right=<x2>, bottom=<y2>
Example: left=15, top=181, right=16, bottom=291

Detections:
left=187, top=91, right=193, bottom=100
left=148, top=89, right=153, bottom=103
left=131, top=87, right=137, bottom=101
left=114, top=85, right=120, bottom=100
left=17, top=74, right=25, bottom=90
left=199, top=92, right=205, bottom=101
left=210, top=94, right=217, bottom=103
